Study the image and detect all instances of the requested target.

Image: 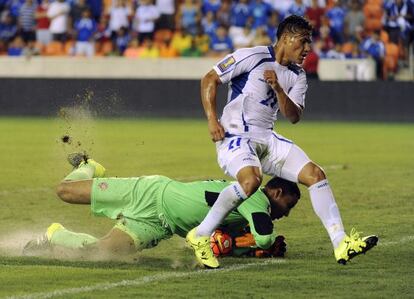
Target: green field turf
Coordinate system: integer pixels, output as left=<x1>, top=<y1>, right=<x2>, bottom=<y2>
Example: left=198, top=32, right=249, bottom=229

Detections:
left=0, top=117, right=413, bottom=298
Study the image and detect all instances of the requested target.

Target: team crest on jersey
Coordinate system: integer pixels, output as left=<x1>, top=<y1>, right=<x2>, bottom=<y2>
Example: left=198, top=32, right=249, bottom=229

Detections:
left=98, top=182, right=108, bottom=190
left=218, top=56, right=236, bottom=72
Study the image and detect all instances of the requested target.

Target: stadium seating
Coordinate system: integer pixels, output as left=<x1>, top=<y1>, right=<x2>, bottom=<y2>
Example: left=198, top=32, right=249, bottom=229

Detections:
left=44, top=41, right=65, bottom=56
left=153, top=29, right=173, bottom=46
left=341, top=42, right=354, bottom=55
left=0, top=0, right=409, bottom=80
left=99, top=41, right=114, bottom=56
left=64, top=41, right=74, bottom=55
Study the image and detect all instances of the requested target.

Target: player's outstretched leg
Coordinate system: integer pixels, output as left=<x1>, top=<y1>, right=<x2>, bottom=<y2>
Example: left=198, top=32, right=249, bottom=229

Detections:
left=22, top=223, right=64, bottom=255
left=334, top=228, right=378, bottom=265
left=23, top=224, right=137, bottom=258
left=57, top=153, right=106, bottom=204
left=23, top=223, right=98, bottom=256
left=65, top=152, right=106, bottom=181
left=301, top=163, right=379, bottom=264
left=287, top=145, right=378, bottom=264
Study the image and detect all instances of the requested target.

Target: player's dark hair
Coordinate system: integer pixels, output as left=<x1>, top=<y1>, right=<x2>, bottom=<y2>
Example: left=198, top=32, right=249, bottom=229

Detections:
left=265, top=177, right=301, bottom=199
left=276, top=15, right=313, bottom=40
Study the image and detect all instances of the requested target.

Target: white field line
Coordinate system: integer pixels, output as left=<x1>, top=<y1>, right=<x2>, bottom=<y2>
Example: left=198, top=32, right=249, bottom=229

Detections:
left=323, top=164, right=346, bottom=170
left=4, top=235, right=414, bottom=299
left=377, top=235, right=414, bottom=247
left=6, top=259, right=286, bottom=299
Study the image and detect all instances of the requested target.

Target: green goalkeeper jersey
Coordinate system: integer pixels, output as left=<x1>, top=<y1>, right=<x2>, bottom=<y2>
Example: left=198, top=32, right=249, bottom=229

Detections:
left=161, top=179, right=276, bottom=249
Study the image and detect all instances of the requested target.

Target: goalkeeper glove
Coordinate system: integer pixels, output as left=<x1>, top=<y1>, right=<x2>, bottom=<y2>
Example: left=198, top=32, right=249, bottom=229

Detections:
left=234, top=232, right=256, bottom=248
left=254, top=236, right=286, bottom=258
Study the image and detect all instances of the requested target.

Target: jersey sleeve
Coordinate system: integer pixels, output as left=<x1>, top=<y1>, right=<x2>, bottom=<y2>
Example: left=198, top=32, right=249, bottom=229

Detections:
left=287, top=71, right=307, bottom=108
left=236, top=191, right=276, bottom=249
left=213, top=47, right=268, bottom=84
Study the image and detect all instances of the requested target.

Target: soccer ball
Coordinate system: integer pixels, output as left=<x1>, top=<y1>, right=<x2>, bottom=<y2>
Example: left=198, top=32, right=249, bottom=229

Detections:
left=210, top=229, right=233, bottom=257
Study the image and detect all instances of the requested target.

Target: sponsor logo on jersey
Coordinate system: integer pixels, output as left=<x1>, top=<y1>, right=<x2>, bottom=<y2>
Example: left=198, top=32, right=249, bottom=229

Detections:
left=218, top=56, right=236, bottom=72
left=233, top=185, right=245, bottom=201
left=242, top=157, right=256, bottom=162
left=317, top=181, right=328, bottom=189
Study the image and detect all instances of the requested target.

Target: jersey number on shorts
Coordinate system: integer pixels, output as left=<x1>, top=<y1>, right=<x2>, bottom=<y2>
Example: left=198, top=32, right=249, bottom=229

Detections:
left=260, top=89, right=277, bottom=108
left=228, top=137, right=242, bottom=150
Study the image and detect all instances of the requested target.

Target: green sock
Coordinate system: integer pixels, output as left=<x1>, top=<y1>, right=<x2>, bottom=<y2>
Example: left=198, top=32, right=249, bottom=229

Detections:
left=64, top=164, right=95, bottom=181
left=50, top=228, right=98, bottom=249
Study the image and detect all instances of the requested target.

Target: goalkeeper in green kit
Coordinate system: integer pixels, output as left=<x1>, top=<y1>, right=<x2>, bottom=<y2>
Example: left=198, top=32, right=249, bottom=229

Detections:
left=24, top=153, right=300, bottom=262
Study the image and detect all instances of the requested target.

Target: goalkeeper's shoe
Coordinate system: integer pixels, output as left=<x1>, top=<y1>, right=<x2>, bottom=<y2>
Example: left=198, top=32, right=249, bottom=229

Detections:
left=67, top=152, right=106, bottom=178
left=22, top=223, right=65, bottom=256
left=334, top=228, right=378, bottom=265
left=186, top=228, right=219, bottom=269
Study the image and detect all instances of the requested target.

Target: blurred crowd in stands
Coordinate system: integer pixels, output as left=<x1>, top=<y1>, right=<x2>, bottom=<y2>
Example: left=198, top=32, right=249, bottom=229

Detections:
left=0, top=0, right=413, bottom=79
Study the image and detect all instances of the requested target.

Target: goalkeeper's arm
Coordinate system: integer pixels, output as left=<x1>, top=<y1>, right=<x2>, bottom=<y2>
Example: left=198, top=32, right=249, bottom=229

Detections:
left=234, top=232, right=287, bottom=258
left=243, top=212, right=276, bottom=249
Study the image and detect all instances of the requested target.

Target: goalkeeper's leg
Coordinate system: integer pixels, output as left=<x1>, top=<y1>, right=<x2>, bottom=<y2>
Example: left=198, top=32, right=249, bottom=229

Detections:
left=56, top=153, right=106, bottom=204
left=24, top=225, right=136, bottom=258
left=93, top=228, right=137, bottom=257
left=48, top=221, right=166, bottom=257
left=51, top=226, right=135, bottom=256
left=56, top=180, right=92, bottom=204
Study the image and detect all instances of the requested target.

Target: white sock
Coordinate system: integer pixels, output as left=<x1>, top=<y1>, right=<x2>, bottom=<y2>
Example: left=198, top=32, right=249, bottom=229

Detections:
left=196, top=182, right=248, bottom=237
left=308, top=179, right=346, bottom=248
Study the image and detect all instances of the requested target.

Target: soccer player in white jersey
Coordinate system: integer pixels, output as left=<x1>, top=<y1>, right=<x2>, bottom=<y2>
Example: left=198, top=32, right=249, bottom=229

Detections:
left=186, top=15, right=378, bottom=269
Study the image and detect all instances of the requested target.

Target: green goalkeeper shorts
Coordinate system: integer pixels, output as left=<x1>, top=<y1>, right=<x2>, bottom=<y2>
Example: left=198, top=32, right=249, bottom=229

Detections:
left=91, top=175, right=173, bottom=250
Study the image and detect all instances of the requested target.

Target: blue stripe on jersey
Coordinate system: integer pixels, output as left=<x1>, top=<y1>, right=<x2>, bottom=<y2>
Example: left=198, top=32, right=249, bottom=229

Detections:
left=230, top=72, right=249, bottom=101
left=272, top=132, right=293, bottom=144
left=287, top=64, right=302, bottom=75
left=242, top=112, right=249, bottom=132
left=267, top=46, right=275, bottom=59
left=229, top=55, right=275, bottom=102
left=220, top=51, right=270, bottom=76
left=247, top=139, right=256, bottom=155
left=252, top=57, right=275, bottom=71
left=224, top=132, right=239, bottom=138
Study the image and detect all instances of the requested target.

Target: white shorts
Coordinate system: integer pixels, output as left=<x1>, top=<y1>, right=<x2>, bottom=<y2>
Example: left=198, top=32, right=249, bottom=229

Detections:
left=216, top=132, right=311, bottom=183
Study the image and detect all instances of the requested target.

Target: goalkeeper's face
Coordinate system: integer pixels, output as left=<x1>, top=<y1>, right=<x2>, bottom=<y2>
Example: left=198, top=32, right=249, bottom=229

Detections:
left=268, top=189, right=299, bottom=220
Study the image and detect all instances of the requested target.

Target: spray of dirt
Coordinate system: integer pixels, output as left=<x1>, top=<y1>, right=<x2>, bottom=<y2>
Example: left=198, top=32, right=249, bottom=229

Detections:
left=56, top=88, right=121, bottom=157
left=0, top=89, right=128, bottom=261
left=0, top=229, right=140, bottom=263
left=0, top=229, right=194, bottom=268
left=0, top=230, right=43, bottom=257
left=57, top=90, right=97, bottom=157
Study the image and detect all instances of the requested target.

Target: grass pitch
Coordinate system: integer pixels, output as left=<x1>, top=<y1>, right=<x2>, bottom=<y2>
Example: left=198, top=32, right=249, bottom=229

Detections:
left=0, top=117, right=413, bottom=298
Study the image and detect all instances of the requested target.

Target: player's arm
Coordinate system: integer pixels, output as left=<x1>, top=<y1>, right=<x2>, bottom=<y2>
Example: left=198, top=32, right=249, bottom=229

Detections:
left=201, top=69, right=225, bottom=142
left=246, top=212, right=276, bottom=249
left=203, top=48, right=264, bottom=141
left=264, top=70, right=303, bottom=124
left=237, top=198, right=276, bottom=249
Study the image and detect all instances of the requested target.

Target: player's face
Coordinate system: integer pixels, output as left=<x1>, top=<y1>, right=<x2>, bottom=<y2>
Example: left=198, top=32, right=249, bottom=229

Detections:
left=283, top=31, right=312, bottom=64
left=269, top=190, right=299, bottom=220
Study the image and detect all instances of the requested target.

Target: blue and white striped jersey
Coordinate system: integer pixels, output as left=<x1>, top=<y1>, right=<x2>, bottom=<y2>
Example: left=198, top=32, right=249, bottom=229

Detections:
left=213, top=46, right=307, bottom=136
